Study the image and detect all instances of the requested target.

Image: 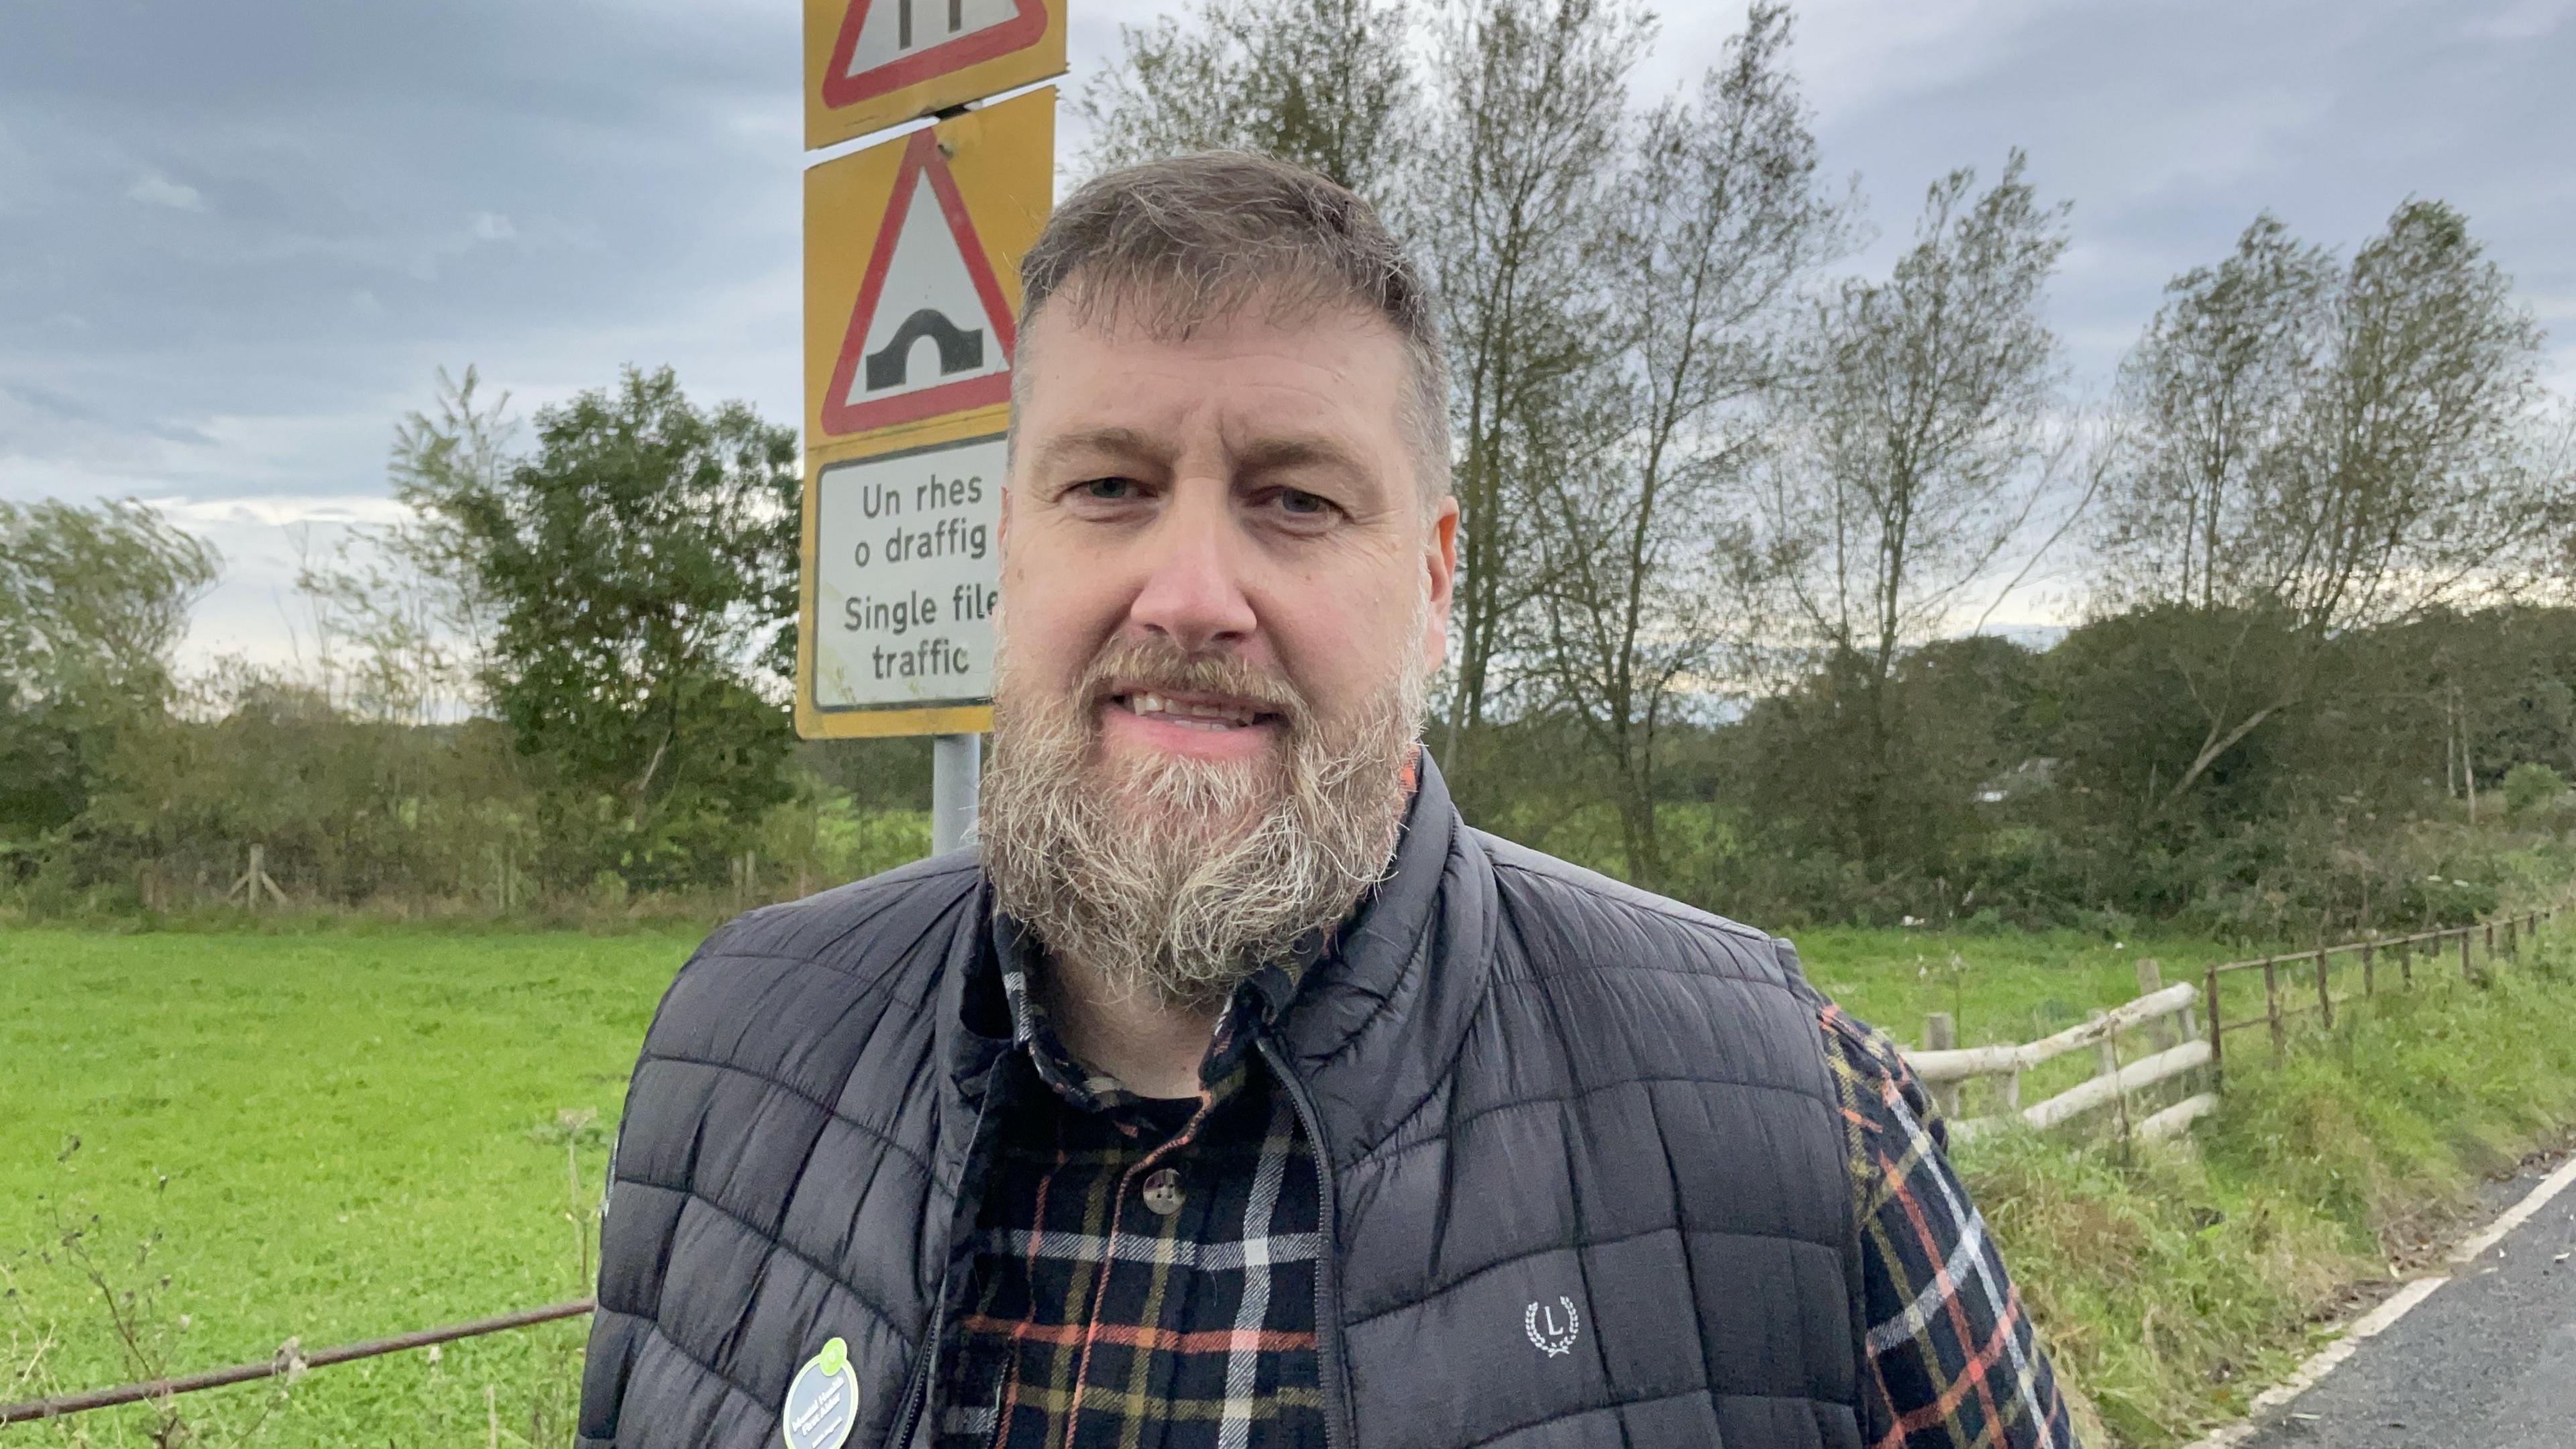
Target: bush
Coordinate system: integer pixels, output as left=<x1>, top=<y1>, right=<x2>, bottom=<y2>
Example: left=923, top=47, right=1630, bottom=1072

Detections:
left=2502, top=761, right=2565, bottom=815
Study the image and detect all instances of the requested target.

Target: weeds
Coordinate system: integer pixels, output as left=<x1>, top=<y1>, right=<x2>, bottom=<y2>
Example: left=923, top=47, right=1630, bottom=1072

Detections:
left=5, top=1161, right=291, bottom=1446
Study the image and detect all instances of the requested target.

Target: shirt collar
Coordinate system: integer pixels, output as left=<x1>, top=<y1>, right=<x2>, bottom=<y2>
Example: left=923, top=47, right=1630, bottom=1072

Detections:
left=985, top=910, right=1328, bottom=1116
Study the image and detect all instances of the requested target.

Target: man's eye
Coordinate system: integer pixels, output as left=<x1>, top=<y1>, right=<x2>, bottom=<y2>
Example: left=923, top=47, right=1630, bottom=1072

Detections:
left=1276, top=488, right=1331, bottom=517
left=1078, top=477, right=1136, bottom=501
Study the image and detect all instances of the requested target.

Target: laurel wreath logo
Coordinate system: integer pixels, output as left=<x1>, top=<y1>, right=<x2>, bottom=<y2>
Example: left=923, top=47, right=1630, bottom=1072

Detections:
left=1523, top=1296, right=1580, bottom=1357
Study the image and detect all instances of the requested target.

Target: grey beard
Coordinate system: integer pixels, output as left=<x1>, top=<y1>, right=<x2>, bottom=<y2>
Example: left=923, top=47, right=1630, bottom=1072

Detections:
left=979, top=606, right=1428, bottom=1009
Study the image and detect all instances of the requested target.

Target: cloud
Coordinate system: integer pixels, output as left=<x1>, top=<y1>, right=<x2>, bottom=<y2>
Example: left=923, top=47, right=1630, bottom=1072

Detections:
left=150, top=492, right=414, bottom=529
left=126, top=174, right=205, bottom=211
left=2467, top=0, right=2576, bottom=39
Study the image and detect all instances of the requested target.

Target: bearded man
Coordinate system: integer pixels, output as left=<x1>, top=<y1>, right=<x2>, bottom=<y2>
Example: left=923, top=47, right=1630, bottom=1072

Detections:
left=579, top=154, right=2074, bottom=1449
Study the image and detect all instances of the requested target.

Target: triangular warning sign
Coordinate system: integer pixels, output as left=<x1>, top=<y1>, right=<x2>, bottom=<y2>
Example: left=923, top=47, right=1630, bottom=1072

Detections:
left=821, top=129, right=1018, bottom=437
left=822, top=0, right=1049, bottom=110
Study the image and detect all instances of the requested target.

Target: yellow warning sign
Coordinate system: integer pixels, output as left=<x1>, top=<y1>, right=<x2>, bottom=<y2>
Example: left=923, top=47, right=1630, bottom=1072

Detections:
left=804, top=0, right=1066, bottom=151
left=798, top=89, right=1051, bottom=739
left=804, top=87, right=1052, bottom=455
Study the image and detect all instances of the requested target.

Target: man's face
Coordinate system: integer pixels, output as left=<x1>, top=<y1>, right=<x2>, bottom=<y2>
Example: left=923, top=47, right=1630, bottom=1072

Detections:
left=999, top=297, right=1457, bottom=816
left=979, top=292, right=1458, bottom=1002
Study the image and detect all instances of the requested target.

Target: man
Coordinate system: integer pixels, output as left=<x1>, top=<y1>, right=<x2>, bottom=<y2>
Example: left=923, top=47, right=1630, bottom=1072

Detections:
left=580, top=154, right=2073, bottom=1449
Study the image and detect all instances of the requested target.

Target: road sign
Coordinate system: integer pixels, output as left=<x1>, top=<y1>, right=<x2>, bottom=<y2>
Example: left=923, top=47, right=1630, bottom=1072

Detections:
left=804, top=0, right=1066, bottom=150
left=805, top=87, right=1053, bottom=453
left=799, top=90, right=1051, bottom=739
left=798, top=432, right=1006, bottom=737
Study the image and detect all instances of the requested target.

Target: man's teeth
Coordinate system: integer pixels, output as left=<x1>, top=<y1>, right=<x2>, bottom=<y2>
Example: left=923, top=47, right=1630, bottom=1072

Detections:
left=1129, top=692, right=1259, bottom=728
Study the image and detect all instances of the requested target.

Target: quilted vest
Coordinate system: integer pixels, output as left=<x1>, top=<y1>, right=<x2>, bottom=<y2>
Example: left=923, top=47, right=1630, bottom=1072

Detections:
left=579, top=756, right=1864, bottom=1448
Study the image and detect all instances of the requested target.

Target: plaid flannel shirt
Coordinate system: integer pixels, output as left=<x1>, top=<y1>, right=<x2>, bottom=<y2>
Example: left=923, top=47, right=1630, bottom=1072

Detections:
left=938, top=924, right=2073, bottom=1449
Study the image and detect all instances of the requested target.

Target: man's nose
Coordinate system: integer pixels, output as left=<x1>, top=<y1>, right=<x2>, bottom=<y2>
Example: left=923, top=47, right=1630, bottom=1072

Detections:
left=1126, top=488, right=1256, bottom=655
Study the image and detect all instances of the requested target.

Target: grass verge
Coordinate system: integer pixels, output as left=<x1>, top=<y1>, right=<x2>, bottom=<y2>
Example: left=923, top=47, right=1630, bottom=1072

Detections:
left=1958, top=934, right=2576, bottom=1446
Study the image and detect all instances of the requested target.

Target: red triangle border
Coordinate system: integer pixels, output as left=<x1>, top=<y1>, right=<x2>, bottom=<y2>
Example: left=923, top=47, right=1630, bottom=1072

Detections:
left=819, top=129, right=1018, bottom=439
left=820, top=0, right=1049, bottom=111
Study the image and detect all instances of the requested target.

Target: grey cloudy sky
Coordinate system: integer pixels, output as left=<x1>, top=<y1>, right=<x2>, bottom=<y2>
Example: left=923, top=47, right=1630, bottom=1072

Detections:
left=4, top=0, right=2571, bottom=663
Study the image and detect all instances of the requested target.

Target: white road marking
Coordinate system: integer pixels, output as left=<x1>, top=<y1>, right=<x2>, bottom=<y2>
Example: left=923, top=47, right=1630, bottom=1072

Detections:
left=2178, top=1151, right=2576, bottom=1449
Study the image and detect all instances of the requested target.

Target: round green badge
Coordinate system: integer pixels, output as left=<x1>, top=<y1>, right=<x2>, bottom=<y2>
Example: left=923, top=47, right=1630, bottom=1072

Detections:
left=780, top=1335, right=859, bottom=1449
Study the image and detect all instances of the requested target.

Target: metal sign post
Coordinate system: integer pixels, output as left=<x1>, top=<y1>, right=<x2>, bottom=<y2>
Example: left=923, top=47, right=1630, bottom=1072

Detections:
left=931, top=731, right=981, bottom=853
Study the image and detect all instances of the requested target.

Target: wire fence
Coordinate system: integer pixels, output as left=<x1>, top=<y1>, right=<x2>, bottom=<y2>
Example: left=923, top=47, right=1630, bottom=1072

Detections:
left=0, top=1301, right=594, bottom=1426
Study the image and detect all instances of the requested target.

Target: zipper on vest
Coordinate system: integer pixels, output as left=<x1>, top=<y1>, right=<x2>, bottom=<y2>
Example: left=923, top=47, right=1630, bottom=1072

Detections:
left=1258, top=1034, right=1353, bottom=1449
left=889, top=1082, right=999, bottom=1449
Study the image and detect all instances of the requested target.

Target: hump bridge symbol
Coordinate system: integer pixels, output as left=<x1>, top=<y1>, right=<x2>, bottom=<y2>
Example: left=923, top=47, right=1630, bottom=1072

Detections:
left=865, top=308, right=985, bottom=392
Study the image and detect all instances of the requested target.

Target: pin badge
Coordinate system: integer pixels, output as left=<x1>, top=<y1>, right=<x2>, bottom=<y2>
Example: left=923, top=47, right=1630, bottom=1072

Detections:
left=780, top=1336, right=859, bottom=1449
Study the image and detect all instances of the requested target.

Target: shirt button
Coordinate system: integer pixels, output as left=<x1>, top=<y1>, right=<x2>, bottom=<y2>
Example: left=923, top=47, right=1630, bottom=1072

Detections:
left=1140, top=1167, right=1183, bottom=1216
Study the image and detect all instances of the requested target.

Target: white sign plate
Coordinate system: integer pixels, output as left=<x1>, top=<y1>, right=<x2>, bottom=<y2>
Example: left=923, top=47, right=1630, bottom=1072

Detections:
left=810, top=433, right=1004, bottom=715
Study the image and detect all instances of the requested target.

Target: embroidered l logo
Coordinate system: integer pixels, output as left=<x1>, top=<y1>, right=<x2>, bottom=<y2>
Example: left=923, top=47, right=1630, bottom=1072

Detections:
left=1524, top=1296, right=1580, bottom=1357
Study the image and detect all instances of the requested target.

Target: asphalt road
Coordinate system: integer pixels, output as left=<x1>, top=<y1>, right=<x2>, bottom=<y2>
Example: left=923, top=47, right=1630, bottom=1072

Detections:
left=2240, top=1170, right=2576, bottom=1449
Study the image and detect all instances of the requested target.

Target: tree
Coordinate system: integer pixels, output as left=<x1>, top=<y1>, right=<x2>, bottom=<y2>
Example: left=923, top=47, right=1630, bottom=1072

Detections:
left=1760, top=151, right=2074, bottom=863
left=400, top=366, right=801, bottom=887
left=1415, top=0, right=1652, bottom=796
left=1075, top=0, right=1416, bottom=200
left=2094, top=201, right=2557, bottom=810
left=0, top=498, right=219, bottom=717
left=1523, top=3, right=1844, bottom=885
left=283, top=370, right=519, bottom=729
left=2098, top=214, right=2336, bottom=614
left=0, top=498, right=220, bottom=837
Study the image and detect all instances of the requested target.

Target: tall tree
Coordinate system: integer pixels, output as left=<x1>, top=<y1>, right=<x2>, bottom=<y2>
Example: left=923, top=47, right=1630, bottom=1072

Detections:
left=290, top=368, right=519, bottom=726
left=2097, top=214, right=2336, bottom=614
left=2094, top=201, right=2556, bottom=810
left=1415, top=0, right=1651, bottom=794
left=1760, top=151, right=2074, bottom=863
left=1525, top=3, right=1844, bottom=885
left=1075, top=0, right=1415, bottom=200
left=400, top=366, right=801, bottom=886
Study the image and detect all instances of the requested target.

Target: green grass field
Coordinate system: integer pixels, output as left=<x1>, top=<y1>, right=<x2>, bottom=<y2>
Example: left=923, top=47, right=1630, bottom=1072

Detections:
left=4, top=916, right=2568, bottom=1446
left=1, top=927, right=699, bottom=1445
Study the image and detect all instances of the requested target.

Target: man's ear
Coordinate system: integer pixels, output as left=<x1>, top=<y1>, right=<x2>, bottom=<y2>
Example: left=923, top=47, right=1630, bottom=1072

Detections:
left=1422, top=493, right=1460, bottom=671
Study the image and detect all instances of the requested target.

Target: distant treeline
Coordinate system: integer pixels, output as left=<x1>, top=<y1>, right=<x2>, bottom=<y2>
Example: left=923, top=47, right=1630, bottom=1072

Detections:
left=7, top=0, right=2575, bottom=933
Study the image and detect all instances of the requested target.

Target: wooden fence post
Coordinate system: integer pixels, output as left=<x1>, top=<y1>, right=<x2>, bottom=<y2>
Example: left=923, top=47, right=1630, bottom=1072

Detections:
left=2487, top=920, right=2497, bottom=960
left=2204, top=965, right=2224, bottom=1093
left=2093, top=1010, right=2133, bottom=1142
left=2399, top=936, right=2414, bottom=987
left=2135, top=959, right=2179, bottom=1050
left=2314, top=949, right=2334, bottom=1029
left=2361, top=938, right=2375, bottom=997
left=2505, top=916, right=2518, bottom=959
left=225, top=845, right=285, bottom=912
left=2265, top=960, right=2285, bottom=1055
left=2461, top=930, right=2475, bottom=982
left=1923, top=1013, right=1960, bottom=1119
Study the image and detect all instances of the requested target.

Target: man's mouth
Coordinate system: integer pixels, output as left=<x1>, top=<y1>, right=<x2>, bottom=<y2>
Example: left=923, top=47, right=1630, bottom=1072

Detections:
left=1107, top=689, right=1285, bottom=733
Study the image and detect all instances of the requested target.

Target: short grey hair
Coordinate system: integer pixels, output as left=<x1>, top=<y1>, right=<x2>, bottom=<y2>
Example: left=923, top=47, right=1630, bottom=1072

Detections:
left=1013, top=152, right=1452, bottom=502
